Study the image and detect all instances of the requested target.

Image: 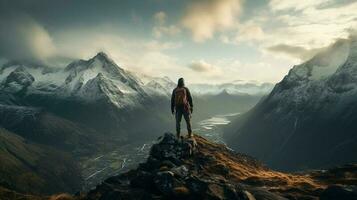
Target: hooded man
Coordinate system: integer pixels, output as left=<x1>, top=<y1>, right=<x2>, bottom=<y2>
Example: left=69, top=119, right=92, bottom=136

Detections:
left=171, top=78, right=193, bottom=138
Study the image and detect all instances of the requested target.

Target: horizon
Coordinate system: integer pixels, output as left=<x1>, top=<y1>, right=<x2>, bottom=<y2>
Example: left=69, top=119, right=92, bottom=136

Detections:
left=1, top=0, right=356, bottom=84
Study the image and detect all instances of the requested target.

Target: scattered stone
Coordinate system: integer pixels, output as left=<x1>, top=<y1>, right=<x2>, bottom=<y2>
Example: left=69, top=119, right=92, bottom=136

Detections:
left=130, top=171, right=154, bottom=189
left=160, top=160, right=176, bottom=168
left=172, top=186, right=190, bottom=197
left=153, top=171, right=177, bottom=195
left=171, top=165, right=189, bottom=178
left=82, top=133, right=356, bottom=200
left=211, top=163, right=230, bottom=176
left=150, top=133, right=197, bottom=162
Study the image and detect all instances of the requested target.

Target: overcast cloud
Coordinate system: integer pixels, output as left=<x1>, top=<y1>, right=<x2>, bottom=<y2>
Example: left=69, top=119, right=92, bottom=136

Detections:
left=0, top=0, right=356, bottom=84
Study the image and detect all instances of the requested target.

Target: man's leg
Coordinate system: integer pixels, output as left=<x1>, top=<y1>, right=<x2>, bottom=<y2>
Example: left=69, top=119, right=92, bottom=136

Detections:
left=175, top=109, right=183, bottom=138
left=183, top=111, right=192, bottom=137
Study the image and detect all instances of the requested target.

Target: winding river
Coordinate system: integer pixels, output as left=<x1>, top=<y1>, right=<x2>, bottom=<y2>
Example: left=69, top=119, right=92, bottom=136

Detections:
left=81, top=112, right=240, bottom=191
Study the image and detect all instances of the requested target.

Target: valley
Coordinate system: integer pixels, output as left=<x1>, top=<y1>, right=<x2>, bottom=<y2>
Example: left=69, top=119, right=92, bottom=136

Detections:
left=80, top=112, right=241, bottom=191
left=0, top=52, right=263, bottom=195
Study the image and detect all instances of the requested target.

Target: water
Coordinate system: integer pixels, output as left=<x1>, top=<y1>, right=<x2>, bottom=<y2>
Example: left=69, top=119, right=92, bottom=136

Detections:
left=194, top=112, right=240, bottom=144
left=81, top=112, right=240, bottom=191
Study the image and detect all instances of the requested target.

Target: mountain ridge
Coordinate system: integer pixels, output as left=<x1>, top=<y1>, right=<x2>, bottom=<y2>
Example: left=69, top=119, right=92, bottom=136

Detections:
left=4, top=133, right=355, bottom=200
left=225, top=36, right=357, bottom=171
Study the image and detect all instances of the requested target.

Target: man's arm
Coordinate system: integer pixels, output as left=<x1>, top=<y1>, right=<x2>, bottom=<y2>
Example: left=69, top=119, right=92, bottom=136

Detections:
left=171, top=89, right=175, bottom=113
left=186, top=88, right=193, bottom=108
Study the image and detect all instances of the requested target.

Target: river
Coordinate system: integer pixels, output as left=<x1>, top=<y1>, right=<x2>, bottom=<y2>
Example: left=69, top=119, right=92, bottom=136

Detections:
left=81, top=112, right=240, bottom=191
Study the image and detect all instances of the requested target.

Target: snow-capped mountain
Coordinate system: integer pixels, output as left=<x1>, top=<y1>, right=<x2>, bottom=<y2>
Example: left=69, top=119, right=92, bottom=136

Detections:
left=225, top=36, right=357, bottom=171
left=2, top=66, right=35, bottom=93
left=0, top=52, right=150, bottom=109
left=189, top=82, right=274, bottom=95
left=145, top=76, right=176, bottom=96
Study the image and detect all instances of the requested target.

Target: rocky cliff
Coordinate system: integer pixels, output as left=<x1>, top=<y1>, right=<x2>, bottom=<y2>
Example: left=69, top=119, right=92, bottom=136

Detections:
left=2, top=133, right=357, bottom=200
left=81, top=133, right=357, bottom=200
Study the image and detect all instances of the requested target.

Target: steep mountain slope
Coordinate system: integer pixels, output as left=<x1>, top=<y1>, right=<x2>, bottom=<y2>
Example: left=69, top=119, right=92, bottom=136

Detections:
left=79, top=134, right=357, bottom=200
left=0, top=52, right=171, bottom=139
left=2, top=133, right=357, bottom=199
left=0, top=104, right=100, bottom=155
left=145, top=76, right=176, bottom=96
left=225, top=36, right=357, bottom=171
left=0, top=127, right=82, bottom=195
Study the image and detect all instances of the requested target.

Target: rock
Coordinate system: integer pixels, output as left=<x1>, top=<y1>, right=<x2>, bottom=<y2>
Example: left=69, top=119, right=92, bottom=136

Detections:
left=130, top=171, right=154, bottom=189
left=153, top=171, right=177, bottom=195
left=159, top=166, right=170, bottom=171
left=186, top=176, right=208, bottom=197
left=172, top=186, right=190, bottom=197
left=160, top=160, right=176, bottom=168
left=159, top=132, right=177, bottom=144
left=138, top=156, right=161, bottom=171
left=320, top=185, right=357, bottom=200
left=171, top=165, right=189, bottom=178
left=248, top=187, right=289, bottom=200
left=211, top=163, right=230, bottom=176
left=206, top=183, right=225, bottom=199
left=150, top=132, right=197, bottom=162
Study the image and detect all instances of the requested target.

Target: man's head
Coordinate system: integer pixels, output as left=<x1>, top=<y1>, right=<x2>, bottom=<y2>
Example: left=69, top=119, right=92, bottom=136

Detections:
left=177, top=78, right=185, bottom=87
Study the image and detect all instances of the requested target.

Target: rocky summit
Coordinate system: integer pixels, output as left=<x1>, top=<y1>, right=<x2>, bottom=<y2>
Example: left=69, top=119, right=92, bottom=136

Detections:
left=79, top=133, right=357, bottom=200
left=1, top=132, right=357, bottom=199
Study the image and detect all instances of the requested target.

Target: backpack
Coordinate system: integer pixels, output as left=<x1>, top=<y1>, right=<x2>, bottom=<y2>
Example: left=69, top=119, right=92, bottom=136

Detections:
left=175, top=87, right=188, bottom=106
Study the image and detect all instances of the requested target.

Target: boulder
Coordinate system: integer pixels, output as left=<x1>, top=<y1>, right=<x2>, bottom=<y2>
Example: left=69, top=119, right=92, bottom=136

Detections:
left=150, top=132, right=197, bottom=162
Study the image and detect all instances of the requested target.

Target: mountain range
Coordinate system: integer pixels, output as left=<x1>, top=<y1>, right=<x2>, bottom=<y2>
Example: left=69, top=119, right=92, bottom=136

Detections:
left=225, top=36, right=357, bottom=171
left=0, top=52, right=174, bottom=193
left=0, top=52, right=269, bottom=194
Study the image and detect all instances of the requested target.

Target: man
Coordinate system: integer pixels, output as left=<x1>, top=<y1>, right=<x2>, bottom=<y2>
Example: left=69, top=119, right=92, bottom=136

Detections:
left=171, top=78, right=193, bottom=138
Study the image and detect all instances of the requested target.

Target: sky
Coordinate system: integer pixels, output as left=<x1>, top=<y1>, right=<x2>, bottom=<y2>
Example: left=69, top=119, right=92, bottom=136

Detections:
left=0, top=0, right=356, bottom=84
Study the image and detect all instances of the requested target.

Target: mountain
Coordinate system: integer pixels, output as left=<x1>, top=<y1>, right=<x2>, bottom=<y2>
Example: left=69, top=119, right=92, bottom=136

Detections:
left=225, top=36, right=357, bottom=171
left=0, top=127, right=82, bottom=195
left=0, top=52, right=171, bottom=138
left=59, top=52, right=146, bottom=105
left=1, top=133, right=357, bottom=199
left=14, top=133, right=354, bottom=200
left=145, top=76, right=176, bottom=96
left=189, top=82, right=274, bottom=95
left=0, top=52, right=173, bottom=194
left=194, top=90, right=263, bottom=120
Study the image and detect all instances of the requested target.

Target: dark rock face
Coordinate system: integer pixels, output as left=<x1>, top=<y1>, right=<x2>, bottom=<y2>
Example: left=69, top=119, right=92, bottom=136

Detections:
left=83, top=133, right=357, bottom=200
left=85, top=133, right=251, bottom=200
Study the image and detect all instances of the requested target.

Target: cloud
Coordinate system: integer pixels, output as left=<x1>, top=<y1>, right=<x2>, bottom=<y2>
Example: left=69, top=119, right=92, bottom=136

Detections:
left=144, top=40, right=182, bottom=51
left=154, top=11, right=166, bottom=25
left=266, top=44, right=324, bottom=60
left=153, top=25, right=181, bottom=38
left=152, top=11, right=181, bottom=38
left=188, top=60, right=222, bottom=74
left=181, top=0, right=242, bottom=42
left=269, top=0, right=328, bottom=11
left=0, top=14, right=56, bottom=62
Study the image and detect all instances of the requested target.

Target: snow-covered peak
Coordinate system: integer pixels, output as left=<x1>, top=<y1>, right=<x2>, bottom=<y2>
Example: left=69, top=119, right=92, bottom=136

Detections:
left=287, top=39, right=351, bottom=82
left=2, top=66, right=35, bottom=93
left=189, top=82, right=274, bottom=95
left=64, top=52, right=144, bottom=93
left=268, top=37, right=357, bottom=108
left=145, top=76, right=176, bottom=96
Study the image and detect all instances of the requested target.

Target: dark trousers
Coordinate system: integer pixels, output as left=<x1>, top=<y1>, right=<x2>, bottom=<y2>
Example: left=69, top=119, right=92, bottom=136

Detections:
left=175, top=108, right=192, bottom=137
